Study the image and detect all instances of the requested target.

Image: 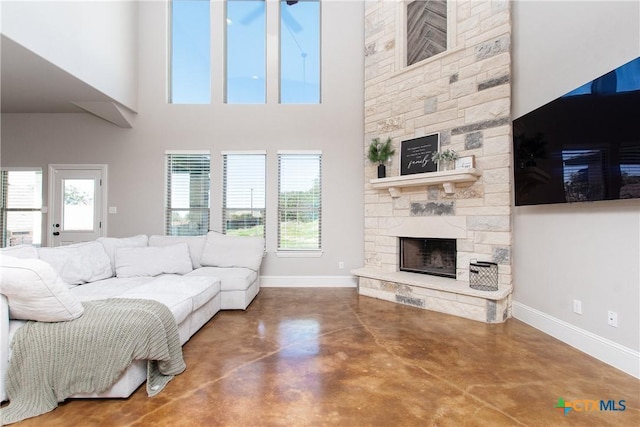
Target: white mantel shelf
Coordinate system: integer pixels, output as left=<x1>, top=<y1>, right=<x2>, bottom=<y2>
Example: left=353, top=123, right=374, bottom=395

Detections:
left=370, top=168, right=481, bottom=197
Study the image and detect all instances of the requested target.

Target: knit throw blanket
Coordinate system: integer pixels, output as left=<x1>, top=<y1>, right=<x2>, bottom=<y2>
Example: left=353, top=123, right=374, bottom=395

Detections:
left=1, top=298, right=186, bottom=425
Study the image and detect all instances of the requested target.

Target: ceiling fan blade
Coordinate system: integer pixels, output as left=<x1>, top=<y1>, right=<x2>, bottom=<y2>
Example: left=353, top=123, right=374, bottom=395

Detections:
left=240, top=5, right=265, bottom=26
left=281, top=6, right=303, bottom=33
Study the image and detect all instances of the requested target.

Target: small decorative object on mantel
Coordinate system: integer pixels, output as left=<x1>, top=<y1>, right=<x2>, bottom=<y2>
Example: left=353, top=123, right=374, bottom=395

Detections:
left=431, top=149, right=459, bottom=171
left=469, top=260, right=499, bottom=291
left=368, top=137, right=395, bottom=178
left=455, top=155, right=475, bottom=169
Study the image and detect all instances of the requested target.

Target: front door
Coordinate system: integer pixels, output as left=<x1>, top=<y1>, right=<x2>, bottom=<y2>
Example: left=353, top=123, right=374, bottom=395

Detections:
left=49, top=165, right=107, bottom=246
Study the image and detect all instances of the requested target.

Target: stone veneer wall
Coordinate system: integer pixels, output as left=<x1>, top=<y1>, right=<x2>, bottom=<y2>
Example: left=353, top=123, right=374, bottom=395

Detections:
left=363, top=0, right=513, bottom=286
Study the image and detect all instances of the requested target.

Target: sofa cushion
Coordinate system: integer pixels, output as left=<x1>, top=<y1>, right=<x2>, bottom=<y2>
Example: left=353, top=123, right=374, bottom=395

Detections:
left=0, top=245, right=39, bottom=259
left=187, top=267, right=257, bottom=292
left=97, top=234, right=149, bottom=274
left=148, top=235, right=206, bottom=269
left=115, top=244, right=193, bottom=278
left=115, top=275, right=221, bottom=325
left=38, top=241, right=113, bottom=285
left=71, top=277, right=154, bottom=301
left=0, top=255, right=84, bottom=322
left=200, top=231, right=264, bottom=271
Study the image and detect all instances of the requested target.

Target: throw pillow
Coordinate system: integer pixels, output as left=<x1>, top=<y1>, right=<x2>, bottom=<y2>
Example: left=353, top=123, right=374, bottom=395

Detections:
left=97, top=234, right=149, bottom=274
left=148, top=235, right=206, bottom=269
left=0, top=255, right=84, bottom=322
left=200, top=231, right=264, bottom=271
left=38, top=241, right=113, bottom=285
left=115, top=243, right=193, bottom=278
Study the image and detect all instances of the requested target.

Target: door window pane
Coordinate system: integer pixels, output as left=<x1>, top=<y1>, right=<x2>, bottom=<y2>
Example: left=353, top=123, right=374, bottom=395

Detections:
left=62, top=179, right=95, bottom=231
left=226, top=0, right=266, bottom=103
left=280, top=0, right=320, bottom=104
left=171, top=0, right=211, bottom=104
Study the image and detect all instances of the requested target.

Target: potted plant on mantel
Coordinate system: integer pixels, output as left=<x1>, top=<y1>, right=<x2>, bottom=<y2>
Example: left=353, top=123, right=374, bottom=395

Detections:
left=431, top=148, right=459, bottom=171
left=368, top=137, right=395, bottom=178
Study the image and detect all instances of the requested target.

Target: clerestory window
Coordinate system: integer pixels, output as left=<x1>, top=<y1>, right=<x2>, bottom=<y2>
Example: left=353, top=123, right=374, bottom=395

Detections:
left=170, top=0, right=211, bottom=104
left=280, top=0, right=320, bottom=104
left=170, top=0, right=321, bottom=104
left=226, top=0, right=267, bottom=104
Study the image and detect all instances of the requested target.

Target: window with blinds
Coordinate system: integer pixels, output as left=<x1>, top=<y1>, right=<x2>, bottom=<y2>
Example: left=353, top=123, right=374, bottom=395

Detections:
left=165, top=152, right=211, bottom=236
left=0, top=169, right=43, bottom=247
left=277, top=152, right=322, bottom=250
left=222, top=152, right=266, bottom=237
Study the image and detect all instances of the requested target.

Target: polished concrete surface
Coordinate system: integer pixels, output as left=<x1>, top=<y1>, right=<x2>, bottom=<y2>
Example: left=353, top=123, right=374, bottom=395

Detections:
left=7, top=288, right=640, bottom=426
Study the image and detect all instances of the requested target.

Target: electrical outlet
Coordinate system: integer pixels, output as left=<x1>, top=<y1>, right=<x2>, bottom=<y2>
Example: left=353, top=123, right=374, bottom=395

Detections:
left=607, top=310, right=618, bottom=327
left=338, top=261, right=344, bottom=269
left=573, top=299, right=582, bottom=315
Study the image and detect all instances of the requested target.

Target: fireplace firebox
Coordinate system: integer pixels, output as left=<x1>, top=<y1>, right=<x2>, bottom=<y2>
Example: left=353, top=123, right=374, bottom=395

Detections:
left=399, top=237, right=457, bottom=278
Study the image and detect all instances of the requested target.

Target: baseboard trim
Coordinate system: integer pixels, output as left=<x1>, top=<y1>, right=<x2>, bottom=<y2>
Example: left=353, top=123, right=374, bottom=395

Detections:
left=260, top=275, right=357, bottom=288
left=512, top=301, right=640, bottom=379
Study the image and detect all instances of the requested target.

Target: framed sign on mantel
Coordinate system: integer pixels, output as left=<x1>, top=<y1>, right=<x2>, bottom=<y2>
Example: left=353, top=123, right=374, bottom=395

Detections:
left=400, top=133, right=439, bottom=175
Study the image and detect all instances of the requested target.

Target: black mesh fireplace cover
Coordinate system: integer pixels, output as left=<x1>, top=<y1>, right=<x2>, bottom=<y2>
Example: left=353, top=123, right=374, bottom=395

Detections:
left=399, top=237, right=456, bottom=278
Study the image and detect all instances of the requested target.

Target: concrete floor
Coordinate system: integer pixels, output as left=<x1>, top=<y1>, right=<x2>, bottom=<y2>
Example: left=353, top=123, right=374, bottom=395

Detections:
left=7, top=288, right=640, bottom=426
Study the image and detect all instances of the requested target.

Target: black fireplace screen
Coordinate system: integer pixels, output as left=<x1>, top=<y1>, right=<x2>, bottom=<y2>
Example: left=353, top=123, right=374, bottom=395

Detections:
left=399, top=237, right=457, bottom=278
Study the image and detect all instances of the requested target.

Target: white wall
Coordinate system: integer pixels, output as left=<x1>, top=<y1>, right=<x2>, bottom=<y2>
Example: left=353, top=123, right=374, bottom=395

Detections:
left=1, top=0, right=138, bottom=111
left=512, top=0, right=639, bottom=118
left=512, top=0, right=640, bottom=376
left=0, top=0, right=365, bottom=281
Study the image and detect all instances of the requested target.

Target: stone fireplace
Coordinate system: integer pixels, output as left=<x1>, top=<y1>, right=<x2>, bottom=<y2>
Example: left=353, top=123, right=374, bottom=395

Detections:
left=353, top=0, right=514, bottom=323
left=399, top=237, right=456, bottom=278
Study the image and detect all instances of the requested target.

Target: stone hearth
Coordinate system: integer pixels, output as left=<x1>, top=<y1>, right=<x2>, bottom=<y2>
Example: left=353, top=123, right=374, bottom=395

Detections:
left=352, top=268, right=511, bottom=324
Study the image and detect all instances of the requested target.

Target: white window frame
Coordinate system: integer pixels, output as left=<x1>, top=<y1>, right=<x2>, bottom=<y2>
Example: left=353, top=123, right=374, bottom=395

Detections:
left=165, top=150, right=211, bottom=236
left=1, top=167, right=43, bottom=247
left=225, top=0, right=267, bottom=104
left=279, top=0, right=322, bottom=104
left=276, top=150, right=323, bottom=257
left=169, top=0, right=212, bottom=104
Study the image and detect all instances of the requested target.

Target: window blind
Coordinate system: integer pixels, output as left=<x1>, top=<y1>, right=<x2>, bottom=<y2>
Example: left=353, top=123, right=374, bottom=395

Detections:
left=222, top=152, right=266, bottom=237
left=277, top=152, right=322, bottom=250
left=165, top=152, right=211, bottom=236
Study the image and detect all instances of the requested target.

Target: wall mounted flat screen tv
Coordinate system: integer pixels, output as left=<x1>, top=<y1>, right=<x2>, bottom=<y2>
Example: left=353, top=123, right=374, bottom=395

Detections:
left=513, top=57, right=640, bottom=206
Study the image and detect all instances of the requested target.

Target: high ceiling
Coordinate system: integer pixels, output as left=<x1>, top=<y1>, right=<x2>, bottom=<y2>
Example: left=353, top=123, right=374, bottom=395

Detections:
left=1, top=35, right=117, bottom=114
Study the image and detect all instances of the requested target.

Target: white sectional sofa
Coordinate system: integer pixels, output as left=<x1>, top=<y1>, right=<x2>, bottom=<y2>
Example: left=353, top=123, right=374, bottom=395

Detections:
left=0, top=231, right=264, bottom=404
